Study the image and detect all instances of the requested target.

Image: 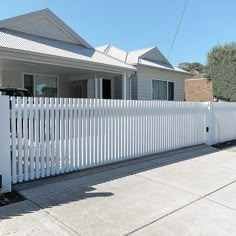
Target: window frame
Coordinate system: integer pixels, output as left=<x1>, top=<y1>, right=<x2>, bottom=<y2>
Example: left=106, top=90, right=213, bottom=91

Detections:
left=152, top=79, right=175, bottom=101
left=22, top=72, right=59, bottom=97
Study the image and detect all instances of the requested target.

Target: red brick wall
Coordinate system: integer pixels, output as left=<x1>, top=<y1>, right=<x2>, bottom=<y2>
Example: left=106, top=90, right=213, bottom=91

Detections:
left=185, top=78, right=213, bottom=102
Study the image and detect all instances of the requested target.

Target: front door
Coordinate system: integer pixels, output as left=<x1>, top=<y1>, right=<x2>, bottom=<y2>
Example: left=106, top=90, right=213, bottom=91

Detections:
left=103, top=79, right=111, bottom=99
left=73, top=80, right=87, bottom=98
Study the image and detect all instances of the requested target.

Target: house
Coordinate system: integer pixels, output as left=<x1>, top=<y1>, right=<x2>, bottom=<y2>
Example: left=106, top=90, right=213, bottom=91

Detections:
left=0, top=9, right=135, bottom=100
left=96, top=45, right=191, bottom=101
left=0, top=8, right=190, bottom=100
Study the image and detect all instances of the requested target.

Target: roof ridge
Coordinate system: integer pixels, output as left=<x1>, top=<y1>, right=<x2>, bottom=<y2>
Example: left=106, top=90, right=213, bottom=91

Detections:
left=104, top=44, right=111, bottom=54
left=125, top=51, right=129, bottom=63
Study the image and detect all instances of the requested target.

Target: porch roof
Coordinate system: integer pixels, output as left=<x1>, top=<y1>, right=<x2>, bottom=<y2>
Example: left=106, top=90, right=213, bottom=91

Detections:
left=0, top=29, right=136, bottom=73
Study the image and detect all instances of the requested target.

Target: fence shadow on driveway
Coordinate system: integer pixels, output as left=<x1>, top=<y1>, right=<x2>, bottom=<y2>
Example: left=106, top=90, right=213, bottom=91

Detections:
left=0, top=144, right=220, bottom=221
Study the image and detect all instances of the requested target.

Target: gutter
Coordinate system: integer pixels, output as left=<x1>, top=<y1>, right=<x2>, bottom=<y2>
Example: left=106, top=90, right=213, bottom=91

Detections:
left=134, top=63, right=192, bottom=76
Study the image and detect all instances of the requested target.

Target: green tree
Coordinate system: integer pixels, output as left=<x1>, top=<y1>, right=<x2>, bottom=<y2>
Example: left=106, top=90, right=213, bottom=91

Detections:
left=178, top=62, right=205, bottom=73
left=206, top=43, right=236, bottom=102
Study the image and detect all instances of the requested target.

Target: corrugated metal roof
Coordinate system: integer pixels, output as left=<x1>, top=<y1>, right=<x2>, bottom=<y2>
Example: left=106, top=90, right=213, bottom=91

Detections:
left=0, top=29, right=136, bottom=71
left=96, top=45, right=189, bottom=74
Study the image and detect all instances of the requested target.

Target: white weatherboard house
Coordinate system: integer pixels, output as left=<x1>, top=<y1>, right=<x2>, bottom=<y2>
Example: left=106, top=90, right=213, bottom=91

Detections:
left=0, top=9, right=190, bottom=100
left=96, top=45, right=190, bottom=101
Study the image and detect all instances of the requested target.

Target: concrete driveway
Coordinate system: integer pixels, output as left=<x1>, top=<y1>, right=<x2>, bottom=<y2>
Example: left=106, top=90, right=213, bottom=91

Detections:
left=1, top=145, right=236, bottom=236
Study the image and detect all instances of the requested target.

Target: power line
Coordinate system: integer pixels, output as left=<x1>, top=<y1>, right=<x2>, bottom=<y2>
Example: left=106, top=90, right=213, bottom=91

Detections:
left=168, top=0, right=189, bottom=59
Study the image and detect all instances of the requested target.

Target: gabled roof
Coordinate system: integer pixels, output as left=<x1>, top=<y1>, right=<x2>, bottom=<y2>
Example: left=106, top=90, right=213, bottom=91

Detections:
left=0, top=29, right=136, bottom=71
left=96, top=45, right=190, bottom=74
left=127, top=47, right=172, bottom=67
left=0, top=8, right=92, bottom=48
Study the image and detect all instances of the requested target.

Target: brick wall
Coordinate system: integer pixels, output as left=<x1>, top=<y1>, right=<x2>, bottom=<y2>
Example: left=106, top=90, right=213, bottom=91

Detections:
left=185, top=78, right=213, bottom=102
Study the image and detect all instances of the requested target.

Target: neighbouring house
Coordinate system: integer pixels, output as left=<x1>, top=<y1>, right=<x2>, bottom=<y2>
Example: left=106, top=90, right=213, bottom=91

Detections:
left=185, top=72, right=213, bottom=102
left=0, top=8, right=190, bottom=100
left=97, top=45, right=191, bottom=101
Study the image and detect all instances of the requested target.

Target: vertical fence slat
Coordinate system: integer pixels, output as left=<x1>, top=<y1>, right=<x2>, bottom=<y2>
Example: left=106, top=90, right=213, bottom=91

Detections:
left=11, top=97, right=17, bottom=183
left=55, top=98, right=60, bottom=174
left=40, top=98, right=45, bottom=178
left=23, top=97, right=29, bottom=181
left=74, top=99, right=78, bottom=170
left=35, top=98, right=40, bottom=179
left=78, top=99, right=82, bottom=169
left=50, top=98, right=55, bottom=175
left=29, top=98, right=34, bottom=180
left=69, top=98, right=73, bottom=171
left=45, top=98, right=50, bottom=176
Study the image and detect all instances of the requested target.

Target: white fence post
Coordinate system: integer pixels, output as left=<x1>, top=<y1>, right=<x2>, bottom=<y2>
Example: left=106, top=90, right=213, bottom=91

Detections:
left=205, top=102, right=216, bottom=145
left=0, top=96, right=11, bottom=193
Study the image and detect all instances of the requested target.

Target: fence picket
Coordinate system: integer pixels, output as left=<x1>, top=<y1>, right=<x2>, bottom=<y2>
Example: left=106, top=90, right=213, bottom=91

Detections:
left=45, top=98, right=50, bottom=176
left=50, top=98, right=55, bottom=175
left=29, top=98, right=34, bottom=180
left=35, top=98, right=40, bottom=179
left=40, top=98, right=45, bottom=178
left=23, top=97, right=29, bottom=181
left=11, top=97, right=17, bottom=183
left=69, top=98, right=73, bottom=171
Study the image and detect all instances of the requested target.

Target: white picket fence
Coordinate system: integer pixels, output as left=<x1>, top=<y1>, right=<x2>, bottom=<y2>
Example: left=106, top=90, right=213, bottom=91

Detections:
left=1, top=96, right=236, bottom=193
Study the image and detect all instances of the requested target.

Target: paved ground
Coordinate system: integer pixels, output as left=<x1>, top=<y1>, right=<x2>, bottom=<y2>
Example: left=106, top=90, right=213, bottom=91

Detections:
left=1, top=145, right=236, bottom=236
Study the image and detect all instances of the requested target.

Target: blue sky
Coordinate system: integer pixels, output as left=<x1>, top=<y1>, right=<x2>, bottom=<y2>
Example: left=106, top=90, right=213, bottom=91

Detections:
left=0, top=0, right=235, bottom=66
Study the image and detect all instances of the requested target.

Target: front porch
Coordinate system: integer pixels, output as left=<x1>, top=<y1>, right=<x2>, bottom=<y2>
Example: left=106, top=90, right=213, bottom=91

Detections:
left=0, top=58, right=132, bottom=99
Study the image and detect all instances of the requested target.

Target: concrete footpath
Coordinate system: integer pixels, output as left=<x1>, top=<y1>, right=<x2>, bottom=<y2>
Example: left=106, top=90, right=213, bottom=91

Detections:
left=1, top=145, right=236, bottom=236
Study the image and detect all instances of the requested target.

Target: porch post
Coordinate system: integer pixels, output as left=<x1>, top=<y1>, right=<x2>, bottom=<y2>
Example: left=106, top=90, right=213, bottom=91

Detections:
left=99, top=78, right=103, bottom=99
left=122, top=73, right=127, bottom=100
left=95, top=73, right=98, bottom=99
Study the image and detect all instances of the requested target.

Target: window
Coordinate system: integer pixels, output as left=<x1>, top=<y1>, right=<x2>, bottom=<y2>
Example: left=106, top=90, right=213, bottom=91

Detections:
left=24, top=74, right=58, bottom=97
left=35, top=75, right=57, bottom=97
left=152, top=80, right=174, bottom=101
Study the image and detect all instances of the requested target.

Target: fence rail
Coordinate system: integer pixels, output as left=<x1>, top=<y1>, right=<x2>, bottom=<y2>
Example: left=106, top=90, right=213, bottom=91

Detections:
left=1, top=96, right=236, bottom=193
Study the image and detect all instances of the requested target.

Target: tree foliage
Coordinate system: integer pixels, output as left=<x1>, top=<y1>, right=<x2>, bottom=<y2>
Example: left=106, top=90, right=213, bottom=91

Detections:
left=206, top=43, right=236, bottom=102
left=178, top=62, right=205, bottom=73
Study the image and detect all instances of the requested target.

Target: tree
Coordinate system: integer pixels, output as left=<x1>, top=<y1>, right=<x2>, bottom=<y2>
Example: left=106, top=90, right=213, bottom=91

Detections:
left=205, top=43, right=236, bottom=102
left=178, top=62, right=205, bottom=73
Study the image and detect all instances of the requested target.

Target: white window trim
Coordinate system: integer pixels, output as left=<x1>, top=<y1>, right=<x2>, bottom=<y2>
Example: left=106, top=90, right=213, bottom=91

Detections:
left=22, top=72, right=59, bottom=97
left=152, top=79, right=175, bottom=101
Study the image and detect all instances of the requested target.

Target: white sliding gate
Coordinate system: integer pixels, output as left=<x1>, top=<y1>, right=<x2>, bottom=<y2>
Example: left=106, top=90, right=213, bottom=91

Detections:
left=2, top=96, right=236, bottom=193
left=9, top=97, right=207, bottom=185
